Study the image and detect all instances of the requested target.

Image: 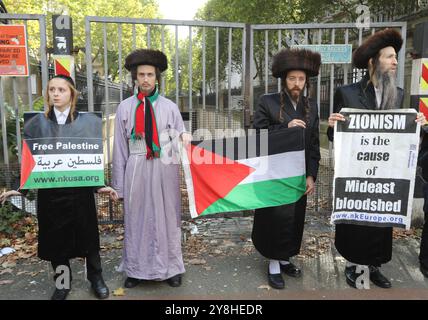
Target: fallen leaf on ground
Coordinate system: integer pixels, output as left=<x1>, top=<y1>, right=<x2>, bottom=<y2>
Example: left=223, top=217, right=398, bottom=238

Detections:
left=257, top=285, right=271, bottom=290
left=188, top=259, right=206, bottom=265
left=113, top=287, right=125, bottom=296
left=2, top=261, right=17, bottom=268
left=18, top=252, right=35, bottom=259
left=0, top=268, right=13, bottom=275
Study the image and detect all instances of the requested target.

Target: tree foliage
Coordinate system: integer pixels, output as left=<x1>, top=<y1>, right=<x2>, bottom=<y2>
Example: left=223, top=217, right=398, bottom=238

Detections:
left=194, top=0, right=421, bottom=86
left=3, top=0, right=162, bottom=79
left=194, top=0, right=310, bottom=85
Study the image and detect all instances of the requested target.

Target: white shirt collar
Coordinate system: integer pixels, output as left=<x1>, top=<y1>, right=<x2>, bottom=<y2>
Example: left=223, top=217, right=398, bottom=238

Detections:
left=54, top=106, right=71, bottom=125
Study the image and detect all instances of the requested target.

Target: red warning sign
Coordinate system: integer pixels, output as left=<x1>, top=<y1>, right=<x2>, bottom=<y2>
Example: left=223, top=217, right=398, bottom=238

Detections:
left=420, top=97, right=428, bottom=120
left=422, top=62, right=428, bottom=90
left=0, top=25, right=29, bottom=76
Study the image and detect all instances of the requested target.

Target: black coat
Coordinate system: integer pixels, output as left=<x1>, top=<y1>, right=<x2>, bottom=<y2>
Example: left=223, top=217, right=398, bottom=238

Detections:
left=418, top=128, right=428, bottom=267
left=253, top=93, right=321, bottom=180
left=328, top=75, right=404, bottom=266
left=419, top=127, right=428, bottom=181
left=327, top=74, right=404, bottom=140
left=24, top=110, right=101, bottom=262
left=251, top=92, right=320, bottom=259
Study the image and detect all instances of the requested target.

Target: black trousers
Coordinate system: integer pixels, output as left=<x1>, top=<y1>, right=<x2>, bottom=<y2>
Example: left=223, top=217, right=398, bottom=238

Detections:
left=419, top=183, right=428, bottom=269
left=51, top=250, right=103, bottom=284
left=252, top=196, right=307, bottom=260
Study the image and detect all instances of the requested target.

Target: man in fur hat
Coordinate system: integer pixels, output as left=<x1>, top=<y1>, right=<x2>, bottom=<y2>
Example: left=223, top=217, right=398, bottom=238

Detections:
left=252, top=48, right=321, bottom=289
left=112, top=49, right=191, bottom=289
left=327, top=29, right=427, bottom=288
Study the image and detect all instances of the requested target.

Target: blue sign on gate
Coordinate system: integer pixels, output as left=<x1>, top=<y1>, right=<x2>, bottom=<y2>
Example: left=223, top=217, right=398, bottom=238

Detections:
left=291, top=44, right=352, bottom=64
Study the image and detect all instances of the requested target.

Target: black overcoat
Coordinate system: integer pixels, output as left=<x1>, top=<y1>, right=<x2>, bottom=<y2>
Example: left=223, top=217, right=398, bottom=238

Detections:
left=251, top=92, right=320, bottom=259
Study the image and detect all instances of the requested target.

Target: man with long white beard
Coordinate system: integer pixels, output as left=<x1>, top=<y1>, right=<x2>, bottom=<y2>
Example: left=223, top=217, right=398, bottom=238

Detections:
left=327, top=28, right=427, bottom=289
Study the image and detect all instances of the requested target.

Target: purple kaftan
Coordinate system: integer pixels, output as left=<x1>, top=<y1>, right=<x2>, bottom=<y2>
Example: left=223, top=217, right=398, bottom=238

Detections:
left=112, top=95, right=186, bottom=280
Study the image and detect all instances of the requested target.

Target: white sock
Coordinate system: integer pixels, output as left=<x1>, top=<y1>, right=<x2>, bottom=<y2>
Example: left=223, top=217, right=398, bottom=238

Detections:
left=279, top=260, right=290, bottom=265
left=269, top=260, right=281, bottom=274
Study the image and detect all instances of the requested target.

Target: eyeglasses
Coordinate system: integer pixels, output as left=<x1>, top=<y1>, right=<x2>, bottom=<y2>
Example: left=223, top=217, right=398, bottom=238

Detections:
left=286, top=76, right=306, bottom=83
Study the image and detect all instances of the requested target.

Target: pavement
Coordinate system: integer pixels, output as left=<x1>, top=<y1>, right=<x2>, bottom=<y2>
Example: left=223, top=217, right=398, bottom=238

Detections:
left=1, top=210, right=428, bottom=301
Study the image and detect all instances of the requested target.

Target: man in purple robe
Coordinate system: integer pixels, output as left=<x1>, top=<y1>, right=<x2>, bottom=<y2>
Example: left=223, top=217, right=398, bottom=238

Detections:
left=112, top=49, right=190, bottom=288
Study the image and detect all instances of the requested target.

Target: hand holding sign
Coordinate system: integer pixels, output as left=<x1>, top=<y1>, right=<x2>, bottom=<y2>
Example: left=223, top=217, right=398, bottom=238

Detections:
left=98, top=187, right=119, bottom=202
left=416, top=112, right=427, bottom=126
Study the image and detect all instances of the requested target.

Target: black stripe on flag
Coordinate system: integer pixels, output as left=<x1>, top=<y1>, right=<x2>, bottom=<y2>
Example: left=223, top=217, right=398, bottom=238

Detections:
left=190, top=127, right=304, bottom=161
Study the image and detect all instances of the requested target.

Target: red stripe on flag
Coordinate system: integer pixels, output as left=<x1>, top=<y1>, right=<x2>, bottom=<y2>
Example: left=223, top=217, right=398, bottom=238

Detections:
left=188, top=145, right=255, bottom=215
left=19, top=141, right=36, bottom=189
left=423, top=63, right=428, bottom=84
left=55, top=60, right=70, bottom=77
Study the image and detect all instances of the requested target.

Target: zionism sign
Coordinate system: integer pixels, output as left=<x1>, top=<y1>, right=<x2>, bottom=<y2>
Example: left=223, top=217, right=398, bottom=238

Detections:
left=331, top=108, right=420, bottom=230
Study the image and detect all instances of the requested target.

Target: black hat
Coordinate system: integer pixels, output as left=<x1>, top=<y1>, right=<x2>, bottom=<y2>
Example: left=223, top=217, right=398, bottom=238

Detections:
left=271, top=48, right=321, bottom=78
left=124, top=49, right=168, bottom=72
left=353, top=28, right=403, bottom=69
left=51, top=74, right=75, bottom=87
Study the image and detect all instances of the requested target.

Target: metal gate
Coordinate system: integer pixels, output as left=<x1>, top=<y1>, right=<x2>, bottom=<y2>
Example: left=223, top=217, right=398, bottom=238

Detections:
left=249, top=22, right=407, bottom=213
left=83, top=17, right=249, bottom=222
left=84, top=17, right=248, bottom=166
left=249, top=22, right=407, bottom=118
left=0, top=13, right=48, bottom=189
left=0, top=13, right=408, bottom=221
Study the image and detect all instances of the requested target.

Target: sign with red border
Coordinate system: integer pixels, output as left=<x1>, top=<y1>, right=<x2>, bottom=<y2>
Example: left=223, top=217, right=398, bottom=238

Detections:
left=0, top=25, right=29, bottom=77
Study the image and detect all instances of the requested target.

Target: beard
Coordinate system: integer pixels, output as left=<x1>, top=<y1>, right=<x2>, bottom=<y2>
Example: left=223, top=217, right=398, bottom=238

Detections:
left=286, top=87, right=303, bottom=102
left=375, top=67, right=397, bottom=110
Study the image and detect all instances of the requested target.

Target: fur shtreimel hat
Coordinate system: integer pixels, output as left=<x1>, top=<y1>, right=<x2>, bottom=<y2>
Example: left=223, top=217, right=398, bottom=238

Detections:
left=124, top=49, right=168, bottom=72
left=271, top=48, right=321, bottom=78
left=353, top=28, right=403, bottom=69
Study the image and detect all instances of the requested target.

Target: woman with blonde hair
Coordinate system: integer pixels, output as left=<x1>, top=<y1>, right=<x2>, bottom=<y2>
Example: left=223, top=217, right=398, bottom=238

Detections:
left=0, top=74, right=118, bottom=300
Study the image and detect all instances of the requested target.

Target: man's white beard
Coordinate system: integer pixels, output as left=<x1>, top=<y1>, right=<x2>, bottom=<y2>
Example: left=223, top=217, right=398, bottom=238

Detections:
left=376, top=68, right=398, bottom=110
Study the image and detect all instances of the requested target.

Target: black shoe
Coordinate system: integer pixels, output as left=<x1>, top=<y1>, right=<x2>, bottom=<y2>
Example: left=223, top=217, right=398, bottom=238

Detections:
left=167, top=274, right=182, bottom=287
left=369, top=266, right=391, bottom=288
left=90, top=276, right=109, bottom=299
left=51, top=288, right=70, bottom=300
left=124, top=277, right=141, bottom=288
left=267, top=269, right=285, bottom=289
left=280, top=262, right=302, bottom=278
left=420, top=264, right=428, bottom=278
left=344, top=266, right=358, bottom=289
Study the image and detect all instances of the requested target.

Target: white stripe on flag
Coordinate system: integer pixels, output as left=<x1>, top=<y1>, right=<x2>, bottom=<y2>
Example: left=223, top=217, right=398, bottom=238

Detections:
left=179, top=143, right=198, bottom=218
left=237, top=151, right=305, bottom=184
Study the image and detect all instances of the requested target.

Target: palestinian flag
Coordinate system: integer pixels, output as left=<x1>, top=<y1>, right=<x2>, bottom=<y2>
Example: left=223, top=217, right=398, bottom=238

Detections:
left=20, top=112, right=104, bottom=189
left=182, top=127, right=306, bottom=218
